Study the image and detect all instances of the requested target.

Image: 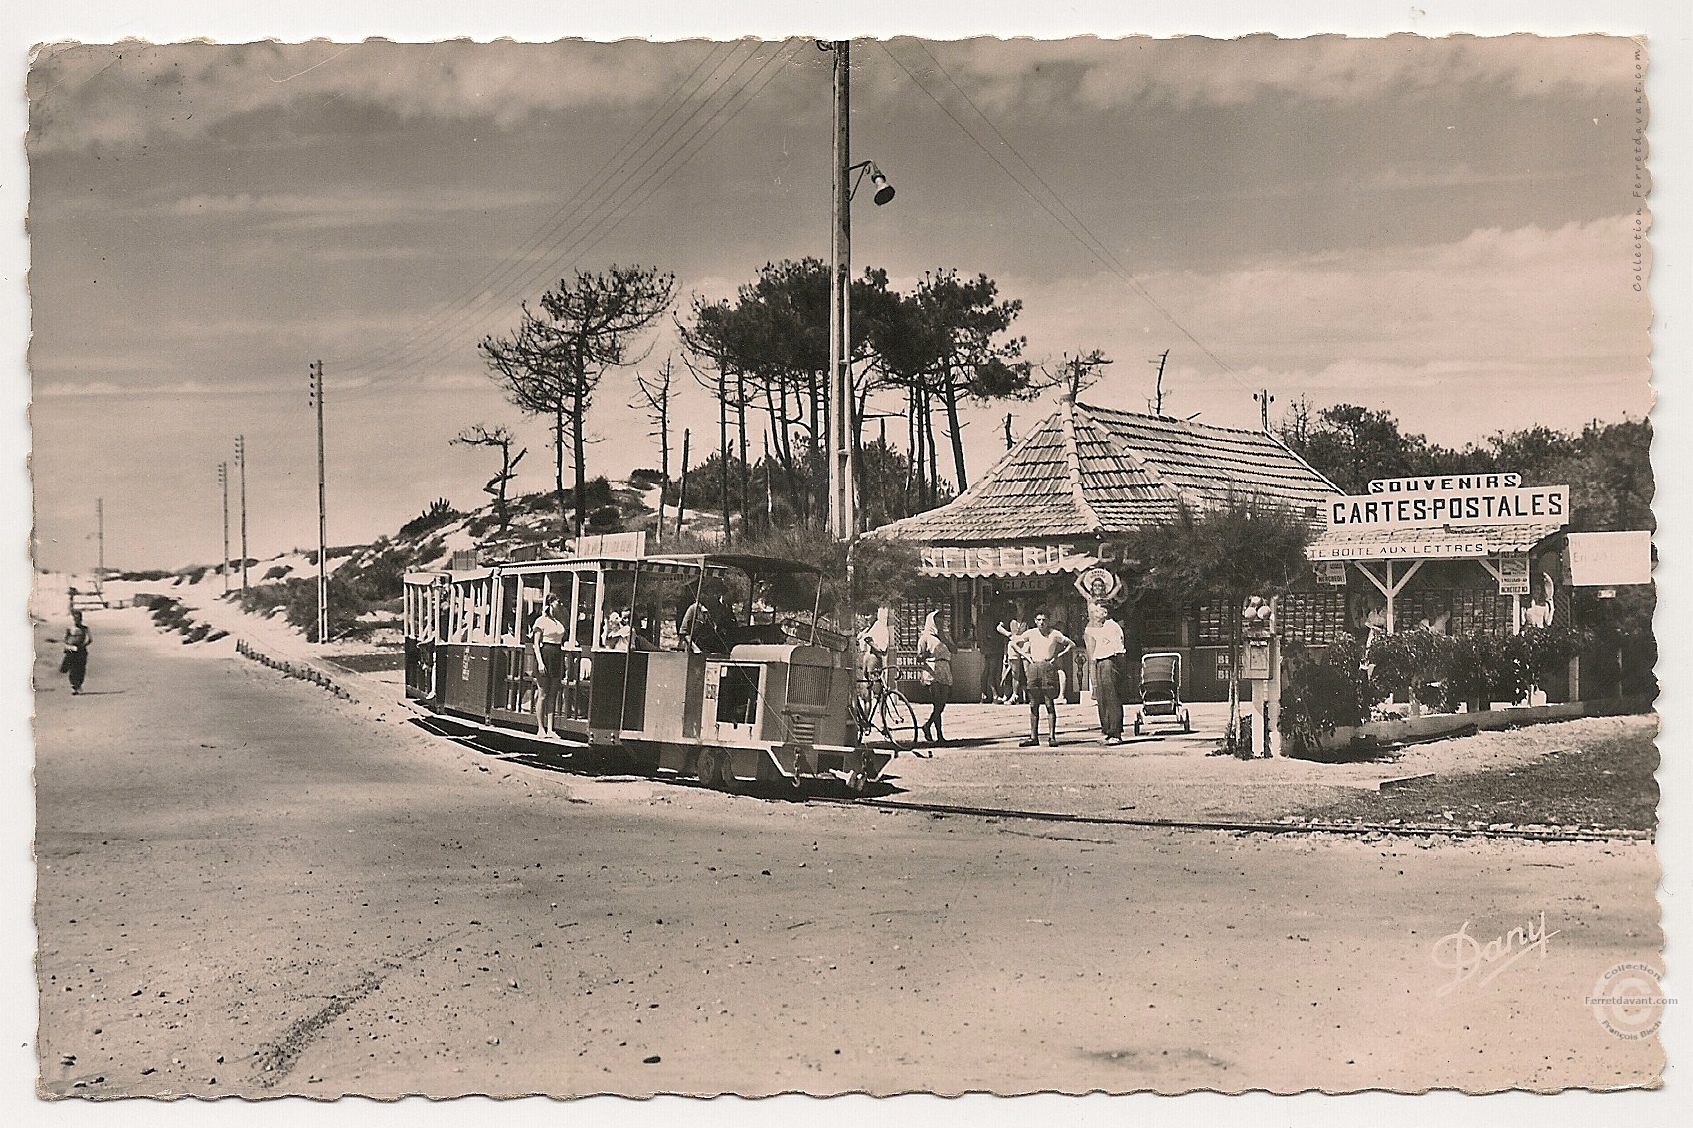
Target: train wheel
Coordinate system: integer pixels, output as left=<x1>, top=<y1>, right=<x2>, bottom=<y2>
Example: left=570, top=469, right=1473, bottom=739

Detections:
left=717, top=751, right=743, bottom=794
left=695, top=748, right=721, bottom=789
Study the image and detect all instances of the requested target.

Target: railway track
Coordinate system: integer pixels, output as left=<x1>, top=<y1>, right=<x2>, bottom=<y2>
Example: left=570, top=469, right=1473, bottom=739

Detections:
left=410, top=713, right=1649, bottom=845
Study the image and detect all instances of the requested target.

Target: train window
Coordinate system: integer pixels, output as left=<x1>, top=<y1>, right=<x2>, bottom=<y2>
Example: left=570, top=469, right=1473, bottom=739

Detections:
left=448, top=586, right=466, bottom=642
left=715, top=665, right=760, bottom=726
left=470, top=579, right=494, bottom=644
left=519, top=576, right=545, bottom=642
left=498, top=576, right=520, bottom=644
left=600, top=571, right=635, bottom=650
left=574, top=573, right=597, bottom=648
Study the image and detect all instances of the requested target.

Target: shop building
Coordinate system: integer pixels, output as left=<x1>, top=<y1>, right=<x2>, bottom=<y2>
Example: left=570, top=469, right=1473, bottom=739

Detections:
left=869, top=396, right=1340, bottom=702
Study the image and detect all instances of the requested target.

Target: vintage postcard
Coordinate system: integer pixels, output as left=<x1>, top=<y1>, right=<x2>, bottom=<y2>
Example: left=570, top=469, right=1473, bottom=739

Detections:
left=18, top=20, right=1671, bottom=1110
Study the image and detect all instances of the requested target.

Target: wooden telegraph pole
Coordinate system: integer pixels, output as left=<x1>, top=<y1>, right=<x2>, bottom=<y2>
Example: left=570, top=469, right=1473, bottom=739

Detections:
left=827, top=39, right=854, bottom=542
left=218, top=462, right=230, bottom=593
left=310, top=360, right=329, bottom=643
left=235, top=435, right=249, bottom=594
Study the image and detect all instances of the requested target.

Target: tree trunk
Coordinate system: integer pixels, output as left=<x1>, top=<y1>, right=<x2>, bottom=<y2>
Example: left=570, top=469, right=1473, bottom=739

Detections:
left=944, top=363, right=969, bottom=492
left=718, top=367, right=731, bottom=547
left=736, top=371, right=749, bottom=534
left=656, top=387, right=669, bottom=547
left=553, top=406, right=567, bottom=549
left=572, top=365, right=587, bottom=539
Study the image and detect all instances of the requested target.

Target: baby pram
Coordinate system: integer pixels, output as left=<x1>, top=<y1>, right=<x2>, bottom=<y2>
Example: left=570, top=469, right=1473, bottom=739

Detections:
left=1132, top=651, right=1192, bottom=736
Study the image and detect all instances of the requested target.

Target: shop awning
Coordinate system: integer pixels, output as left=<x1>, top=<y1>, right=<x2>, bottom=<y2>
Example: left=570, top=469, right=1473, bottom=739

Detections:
left=1307, top=522, right=1563, bottom=561
left=918, top=543, right=1099, bottom=578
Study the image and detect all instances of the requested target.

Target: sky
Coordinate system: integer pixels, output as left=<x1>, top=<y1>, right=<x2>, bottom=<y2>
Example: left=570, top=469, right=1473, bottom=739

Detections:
left=25, top=31, right=1656, bottom=572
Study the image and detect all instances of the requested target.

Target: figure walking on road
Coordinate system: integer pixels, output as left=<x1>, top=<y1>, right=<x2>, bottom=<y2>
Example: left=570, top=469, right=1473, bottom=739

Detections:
left=1084, top=603, right=1126, bottom=744
left=1012, top=610, right=1075, bottom=747
left=61, top=611, right=91, bottom=695
left=916, top=610, right=954, bottom=746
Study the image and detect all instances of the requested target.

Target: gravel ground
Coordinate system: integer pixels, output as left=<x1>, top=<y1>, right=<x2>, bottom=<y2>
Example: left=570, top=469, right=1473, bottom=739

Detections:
left=32, top=608, right=1666, bottom=1096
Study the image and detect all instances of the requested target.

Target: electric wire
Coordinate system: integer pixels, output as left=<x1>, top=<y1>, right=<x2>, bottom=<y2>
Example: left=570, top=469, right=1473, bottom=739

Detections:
left=881, top=40, right=1255, bottom=394
left=349, top=38, right=803, bottom=392
left=337, top=41, right=788, bottom=388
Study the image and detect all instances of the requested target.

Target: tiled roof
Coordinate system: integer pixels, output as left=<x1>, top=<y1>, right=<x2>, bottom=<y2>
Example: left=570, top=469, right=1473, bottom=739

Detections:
left=874, top=399, right=1340, bottom=545
left=1082, top=403, right=1339, bottom=513
left=1308, top=522, right=1564, bottom=561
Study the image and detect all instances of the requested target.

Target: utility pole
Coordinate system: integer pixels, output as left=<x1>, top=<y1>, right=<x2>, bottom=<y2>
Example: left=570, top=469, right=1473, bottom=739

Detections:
left=310, top=360, right=329, bottom=643
left=1149, top=349, right=1170, bottom=415
left=218, top=462, right=230, bottom=593
left=95, top=497, right=104, bottom=598
left=1254, top=388, right=1276, bottom=432
left=827, top=38, right=854, bottom=542
left=235, top=434, right=248, bottom=594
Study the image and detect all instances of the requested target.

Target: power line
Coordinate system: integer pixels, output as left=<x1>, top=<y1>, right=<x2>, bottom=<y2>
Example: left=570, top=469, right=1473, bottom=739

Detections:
left=884, top=40, right=1254, bottom=394
left=332, top=40, right=747, bottom=377
left=351, top=41, right=800, bottom=392
left=343, top=41, right=800, bottom=390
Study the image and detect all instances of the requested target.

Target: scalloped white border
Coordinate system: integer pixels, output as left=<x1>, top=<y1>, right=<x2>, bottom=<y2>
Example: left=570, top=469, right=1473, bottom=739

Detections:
left=4, top=5, right=1685, bottom=1127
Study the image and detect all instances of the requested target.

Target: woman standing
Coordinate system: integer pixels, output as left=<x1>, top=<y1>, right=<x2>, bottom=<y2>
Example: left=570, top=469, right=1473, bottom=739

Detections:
left=531, top=596, right=569, bottom=738
left=917, top=610, right=954, bottom=747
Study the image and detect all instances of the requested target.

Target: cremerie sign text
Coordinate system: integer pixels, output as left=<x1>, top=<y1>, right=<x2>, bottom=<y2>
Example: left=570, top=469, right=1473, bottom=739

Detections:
left=1328, top=476, right=1569, bottom=529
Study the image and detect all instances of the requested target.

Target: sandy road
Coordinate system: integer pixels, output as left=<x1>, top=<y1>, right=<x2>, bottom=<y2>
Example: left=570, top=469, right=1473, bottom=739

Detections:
left=34, top=609, right=1662, bottom=1097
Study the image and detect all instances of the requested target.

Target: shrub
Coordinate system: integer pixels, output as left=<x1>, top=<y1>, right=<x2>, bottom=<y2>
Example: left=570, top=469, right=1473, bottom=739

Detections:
left=1365, top=627, right=1453, bottom=709
left=1278, top=636, right=1371, bottom=752
left=399, top=498, right=459, bottom=539
left=587, top=505, right=623, bottom=532
left=263, top=565, right=292, bottom=581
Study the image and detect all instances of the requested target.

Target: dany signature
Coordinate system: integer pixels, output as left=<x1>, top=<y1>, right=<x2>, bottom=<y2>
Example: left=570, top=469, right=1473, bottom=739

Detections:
left=1430, top=912, right=1559, bottom=996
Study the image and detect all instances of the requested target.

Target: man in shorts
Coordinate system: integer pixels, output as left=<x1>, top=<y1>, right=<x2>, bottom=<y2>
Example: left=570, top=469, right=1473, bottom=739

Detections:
left=1012, top=610, right=1075, bottom=746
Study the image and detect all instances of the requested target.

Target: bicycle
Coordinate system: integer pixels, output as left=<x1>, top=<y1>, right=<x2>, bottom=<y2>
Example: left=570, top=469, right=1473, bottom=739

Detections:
left=851, top=675, right=922, bottom=756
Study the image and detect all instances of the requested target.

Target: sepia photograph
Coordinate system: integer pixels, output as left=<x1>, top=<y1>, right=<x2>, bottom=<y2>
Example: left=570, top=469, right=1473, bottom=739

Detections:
left=13, top=3, right=1684, bottom=1113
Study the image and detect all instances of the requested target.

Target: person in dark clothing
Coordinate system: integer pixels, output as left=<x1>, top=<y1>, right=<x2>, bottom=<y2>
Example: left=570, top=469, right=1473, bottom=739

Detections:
left=62, top=611, right=91, bottom=695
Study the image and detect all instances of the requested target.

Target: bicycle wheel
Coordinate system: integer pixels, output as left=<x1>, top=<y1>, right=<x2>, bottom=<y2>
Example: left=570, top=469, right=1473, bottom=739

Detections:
left=877, top=691, right=920, bottom=753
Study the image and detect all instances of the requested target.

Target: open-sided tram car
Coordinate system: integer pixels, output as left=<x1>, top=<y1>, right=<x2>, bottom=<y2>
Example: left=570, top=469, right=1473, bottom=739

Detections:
left=402, top=552, right=890, bottom=791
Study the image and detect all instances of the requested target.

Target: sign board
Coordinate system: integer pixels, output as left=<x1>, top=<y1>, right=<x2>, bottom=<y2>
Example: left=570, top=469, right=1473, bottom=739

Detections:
left=1567, top=531, right=1653, bottom=586
left=1326, top=484, right=1568, bottom=529
left=1368, top=472, right=1521, bottom=493
left=571, top=531, right=646, bottom=558
left=1074, top=566, right=1124, bottom=605
left=1243, top=641, right=1271, bottom=680
left=1495, top=553, right=1530, bottom=596
left=1315, top=560, right=1348, bottom=586
left=919, top=543, right=1092, bottom=577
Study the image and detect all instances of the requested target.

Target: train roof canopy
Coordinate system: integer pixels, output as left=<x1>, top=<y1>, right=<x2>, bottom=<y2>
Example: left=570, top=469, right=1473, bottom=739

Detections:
left=649, top=552, right=823, bottom=576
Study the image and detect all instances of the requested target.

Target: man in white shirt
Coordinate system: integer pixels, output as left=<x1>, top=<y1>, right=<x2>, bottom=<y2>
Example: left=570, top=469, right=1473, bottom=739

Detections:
left=1011, top=610, right=1075, bottom=746
left=1084, top=602, right=1127, bottom=744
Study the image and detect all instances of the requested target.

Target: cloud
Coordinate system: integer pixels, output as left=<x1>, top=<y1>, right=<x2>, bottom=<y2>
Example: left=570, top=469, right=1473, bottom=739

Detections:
left=159, top=186, right=555, bottom=229
left=987, top=214, right=1650, bottom=431
left=27, top=38, right=750, bottom=152
left=887, top=34, right=1637, bottom=115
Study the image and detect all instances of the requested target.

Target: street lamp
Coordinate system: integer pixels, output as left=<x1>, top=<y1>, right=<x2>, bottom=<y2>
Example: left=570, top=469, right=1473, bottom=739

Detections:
left=824, top=40, right=896, bottom=543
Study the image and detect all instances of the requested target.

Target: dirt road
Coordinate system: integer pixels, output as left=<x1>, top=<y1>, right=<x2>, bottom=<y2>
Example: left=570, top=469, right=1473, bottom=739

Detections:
left=34, top=609, right=1663, bottom=1096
